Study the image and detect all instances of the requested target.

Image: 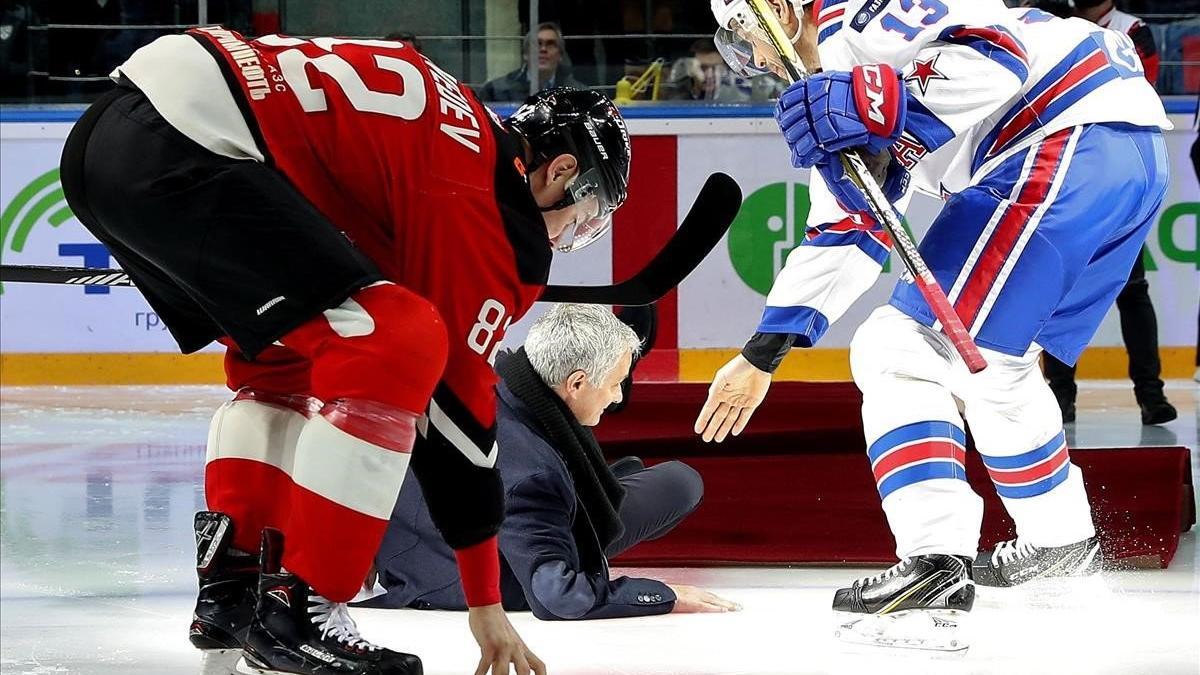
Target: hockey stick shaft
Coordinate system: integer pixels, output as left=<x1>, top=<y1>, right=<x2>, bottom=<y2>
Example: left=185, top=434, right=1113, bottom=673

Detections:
left=0, top=265, right=134, bottom=287
left=539, top=172, right=741, bottom=305
left=747, top=0, right=987, bottom=373
left=0, top=174, right=741, bottom=306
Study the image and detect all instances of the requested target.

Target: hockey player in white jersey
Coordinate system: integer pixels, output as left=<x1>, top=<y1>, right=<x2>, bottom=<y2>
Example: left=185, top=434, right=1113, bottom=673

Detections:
left=698, top=0, right=1170, bottom=650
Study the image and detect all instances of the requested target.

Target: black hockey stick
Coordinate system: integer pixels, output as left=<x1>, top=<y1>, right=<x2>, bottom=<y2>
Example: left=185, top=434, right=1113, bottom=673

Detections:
left=540, top=171, right=741, bottom=305
left=0, top=266, right=135, bottom=287
left=0, top=172, right=742, bottom=306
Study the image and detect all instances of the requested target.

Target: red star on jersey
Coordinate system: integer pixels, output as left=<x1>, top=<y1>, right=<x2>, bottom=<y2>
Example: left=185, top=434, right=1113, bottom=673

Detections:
left=906, top=54, right=949, bottom=96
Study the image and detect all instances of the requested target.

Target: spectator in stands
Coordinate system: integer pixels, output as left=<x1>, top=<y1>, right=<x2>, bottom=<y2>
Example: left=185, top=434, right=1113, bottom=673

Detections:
left=384, top=31, right=423, bottom=53
left=1041, top=0, right=1177, bottom=426
left=0, top=3, right=34, bottom=100
left=368, top=304, right=737, bottom=619
left=478, top=22, right=586, bottom=102
left=666, top=37, right=751, bottom=102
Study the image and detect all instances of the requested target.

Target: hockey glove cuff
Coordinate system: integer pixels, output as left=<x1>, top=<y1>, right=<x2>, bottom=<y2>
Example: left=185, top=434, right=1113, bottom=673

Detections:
left=816, top=151, right=909, bottom=216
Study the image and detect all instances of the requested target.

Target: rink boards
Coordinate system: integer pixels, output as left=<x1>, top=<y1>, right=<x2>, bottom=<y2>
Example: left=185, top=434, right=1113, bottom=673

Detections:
left=1, top=108, right=1196, bottom=384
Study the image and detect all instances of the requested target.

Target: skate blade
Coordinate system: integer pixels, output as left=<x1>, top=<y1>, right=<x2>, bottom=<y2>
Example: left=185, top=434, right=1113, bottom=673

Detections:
left=199, top=650, right=242, bottom=675
left=833, top=609, right=970, bottom=652
left=234, top=655, right=287, bottom=675
left=996, top=573, right=1110, bottom=610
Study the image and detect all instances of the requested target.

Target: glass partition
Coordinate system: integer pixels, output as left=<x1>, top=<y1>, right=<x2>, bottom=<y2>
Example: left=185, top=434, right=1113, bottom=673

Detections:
left=0, top=0, right=1196, bottom=106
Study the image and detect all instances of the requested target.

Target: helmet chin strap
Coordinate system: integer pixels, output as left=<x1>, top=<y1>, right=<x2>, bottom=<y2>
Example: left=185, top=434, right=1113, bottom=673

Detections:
left=539, top=194, right=575, bottom=213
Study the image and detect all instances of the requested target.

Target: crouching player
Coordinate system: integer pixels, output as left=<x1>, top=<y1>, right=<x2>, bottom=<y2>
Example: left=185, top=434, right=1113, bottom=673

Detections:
left=697, top=0, right=1169, bottom=649
left=61, top=26, right=632, bottom=675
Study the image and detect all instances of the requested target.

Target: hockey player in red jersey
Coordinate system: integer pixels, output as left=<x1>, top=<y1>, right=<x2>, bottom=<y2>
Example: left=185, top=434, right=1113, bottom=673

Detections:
left=59, top=26, right=632, bottom=675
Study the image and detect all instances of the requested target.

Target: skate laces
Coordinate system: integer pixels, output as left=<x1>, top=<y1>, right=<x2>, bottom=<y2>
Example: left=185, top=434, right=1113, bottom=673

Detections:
left=859, top=558, right=911, bottom=587
left=992, top=538, right=1037, bottom=566
left=308, top=596, right=380, bottom=652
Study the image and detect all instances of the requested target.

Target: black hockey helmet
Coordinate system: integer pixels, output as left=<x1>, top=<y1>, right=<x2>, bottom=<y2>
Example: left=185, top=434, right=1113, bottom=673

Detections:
left=506, top=87, right=631, bottom=252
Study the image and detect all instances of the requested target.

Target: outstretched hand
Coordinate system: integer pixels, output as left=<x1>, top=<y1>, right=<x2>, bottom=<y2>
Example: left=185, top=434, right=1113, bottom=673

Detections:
left=668, top=584, right=742, bottom=613
left=693, top=353, right=772, bottom=443
left=468, top=603, right=546, bottom=675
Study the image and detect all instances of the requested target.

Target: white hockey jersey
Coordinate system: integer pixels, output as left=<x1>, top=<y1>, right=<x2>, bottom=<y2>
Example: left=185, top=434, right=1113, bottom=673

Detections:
left=758, top=0, right=1171, bottom=345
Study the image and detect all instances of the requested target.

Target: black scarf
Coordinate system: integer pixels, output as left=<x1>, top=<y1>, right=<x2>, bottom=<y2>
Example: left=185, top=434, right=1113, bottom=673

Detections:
left=495, top=348, right=626, bottom=550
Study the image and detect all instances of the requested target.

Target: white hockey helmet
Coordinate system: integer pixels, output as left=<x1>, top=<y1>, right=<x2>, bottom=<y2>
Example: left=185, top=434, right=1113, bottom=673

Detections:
left=710, top=0, right=815, bottom=76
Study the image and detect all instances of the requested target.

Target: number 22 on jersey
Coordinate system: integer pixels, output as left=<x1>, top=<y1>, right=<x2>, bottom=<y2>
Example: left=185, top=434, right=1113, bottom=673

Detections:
left=257, top=35, right=427, bottom=119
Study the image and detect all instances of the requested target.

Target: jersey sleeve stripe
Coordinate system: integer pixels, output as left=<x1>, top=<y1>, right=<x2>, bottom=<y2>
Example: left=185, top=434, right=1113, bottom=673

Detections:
left=756, top=305, right=830, bottom=346
left=813, top=0, right=847, bottom=43
left=422, top=386, right=498, bottom=469
left=812, top=0, right=848, bottom=20
left=938, top=25, right=1029, bottom=82
left=804, top=226, right=892, bottom=266
left=423, top=400, right=497, bottom=469
left=985, top=48, right=1112, bottom=162
left=819, top=6, right=846, bottom=28
left=974, top=35, right=1118, bottom=169
left=818, top=21, right=845, bottom=44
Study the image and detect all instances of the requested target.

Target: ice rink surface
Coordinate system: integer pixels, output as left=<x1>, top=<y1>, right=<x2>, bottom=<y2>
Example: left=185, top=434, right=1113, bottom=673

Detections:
left=1, top=383, right=1196, bottom=675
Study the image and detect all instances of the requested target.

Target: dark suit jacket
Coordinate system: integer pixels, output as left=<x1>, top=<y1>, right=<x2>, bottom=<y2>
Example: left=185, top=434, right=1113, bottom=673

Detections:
left=364, top=382, right=676, bottom=619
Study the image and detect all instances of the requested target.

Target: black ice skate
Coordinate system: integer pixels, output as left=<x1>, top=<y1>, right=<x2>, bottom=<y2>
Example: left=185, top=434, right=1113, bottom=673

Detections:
left=973, top=537, right=1101, bottom=587
left=832, top=554, right=975, bottom=651
left=236, top=529, right=422, bottom=675
left=190, top=511, right=259, bottom=651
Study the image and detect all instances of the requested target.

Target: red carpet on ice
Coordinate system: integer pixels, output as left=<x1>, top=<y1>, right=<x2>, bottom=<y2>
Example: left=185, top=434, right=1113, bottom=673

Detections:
left=600, top=382, right=1194, bottom=568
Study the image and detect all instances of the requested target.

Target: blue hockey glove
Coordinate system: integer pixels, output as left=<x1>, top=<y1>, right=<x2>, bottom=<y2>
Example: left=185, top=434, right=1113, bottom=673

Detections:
left=816, top=151, right=909, bottom=215
left=775, top=64, right=908, bottom=169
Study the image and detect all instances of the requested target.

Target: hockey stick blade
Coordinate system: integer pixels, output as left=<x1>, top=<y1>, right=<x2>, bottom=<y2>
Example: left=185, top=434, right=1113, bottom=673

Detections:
left=539, top=172, right=742, bottom=306
left=0, top=264, right=134, bottom=287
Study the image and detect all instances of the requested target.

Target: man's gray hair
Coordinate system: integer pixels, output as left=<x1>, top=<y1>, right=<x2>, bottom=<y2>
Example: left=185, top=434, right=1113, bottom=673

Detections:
left=525, top=304, right=641, bottom=387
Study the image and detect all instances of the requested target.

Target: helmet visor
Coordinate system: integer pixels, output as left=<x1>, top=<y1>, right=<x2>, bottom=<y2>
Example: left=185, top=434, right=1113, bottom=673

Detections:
left=712, top=0, right=815, bottom=78
left=555, top=167, right=614, bottom=252
left=715, top=26, right=772, bottom=78
left=557, top=210, right=613, bottom=253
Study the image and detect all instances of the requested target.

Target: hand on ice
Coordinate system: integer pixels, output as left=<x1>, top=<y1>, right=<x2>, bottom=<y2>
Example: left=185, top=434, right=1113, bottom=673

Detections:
left=468, top=603, right=547, bottom=675
left=668, top=584, right=742, bottom=613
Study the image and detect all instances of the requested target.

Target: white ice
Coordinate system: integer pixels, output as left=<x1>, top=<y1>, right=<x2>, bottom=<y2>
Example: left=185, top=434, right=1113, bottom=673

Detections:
left=1, top=384, right=1196, bottom=675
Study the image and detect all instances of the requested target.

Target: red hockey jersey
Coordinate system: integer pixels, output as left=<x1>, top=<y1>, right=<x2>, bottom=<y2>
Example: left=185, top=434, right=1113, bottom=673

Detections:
left=188, top=27, right=552, bottom=552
